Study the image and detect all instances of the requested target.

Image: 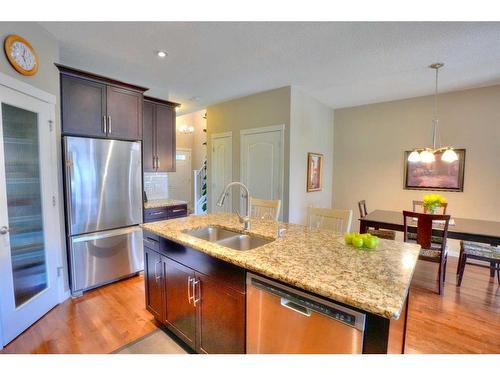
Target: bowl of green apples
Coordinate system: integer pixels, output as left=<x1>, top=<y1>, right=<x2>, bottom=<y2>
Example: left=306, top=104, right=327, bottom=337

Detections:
left=344, top=232, right=380, bottom=250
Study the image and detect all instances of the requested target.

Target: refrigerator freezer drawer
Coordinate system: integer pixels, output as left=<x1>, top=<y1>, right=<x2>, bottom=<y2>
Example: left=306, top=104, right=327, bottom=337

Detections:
left=70, top=226, right=144, bottom=293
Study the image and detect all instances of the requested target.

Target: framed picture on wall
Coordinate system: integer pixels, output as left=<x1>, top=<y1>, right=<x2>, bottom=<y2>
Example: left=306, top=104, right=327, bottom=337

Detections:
left=307, top=152, right=323, bottom=192
left=404, top=149, right=466, bottom=191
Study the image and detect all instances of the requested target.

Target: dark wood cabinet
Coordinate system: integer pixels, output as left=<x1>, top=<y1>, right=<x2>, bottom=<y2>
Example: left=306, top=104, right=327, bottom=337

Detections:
left=197, top=273, right=246, bottom=354
left=143, top=234, right=246, bottom=353
left=143, top=96, right=178, bottom=172
left=106, top=86, right=143, bottom=140
left=60, top=75, right=107, bottom=137
left=57, top=64, right=147, bottom=141
left=144, top=246, right=164, bottom=322
left=164, top=258, right=197, bottom=348
left=144, top=204, right=188, bottom=223
left=155, top=104, right=175, bottom=172
left=142, top=101, right=155, bottom=171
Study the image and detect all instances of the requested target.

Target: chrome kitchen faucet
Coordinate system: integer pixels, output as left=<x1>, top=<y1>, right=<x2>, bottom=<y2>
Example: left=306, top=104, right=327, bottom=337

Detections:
left=216, top=181, right=251, bottom=230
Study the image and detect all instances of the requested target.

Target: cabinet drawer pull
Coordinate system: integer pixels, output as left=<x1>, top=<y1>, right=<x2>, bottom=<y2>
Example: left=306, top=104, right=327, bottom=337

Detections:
left=193, top=278, right=201, bottom=307
left=187, top=276, right=194, bottom=303
left=171, top=209, right=185, bottom=213
left=150, top=211, right=165, bottom=216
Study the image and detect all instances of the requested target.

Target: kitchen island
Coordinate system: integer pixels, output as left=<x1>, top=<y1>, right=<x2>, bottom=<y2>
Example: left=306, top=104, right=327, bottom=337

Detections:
left=141, top=213, right=420, bottom=354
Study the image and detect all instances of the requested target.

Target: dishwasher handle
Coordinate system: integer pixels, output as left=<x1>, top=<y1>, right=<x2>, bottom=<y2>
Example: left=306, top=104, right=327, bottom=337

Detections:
left=280, top=298, right=311, bottom=317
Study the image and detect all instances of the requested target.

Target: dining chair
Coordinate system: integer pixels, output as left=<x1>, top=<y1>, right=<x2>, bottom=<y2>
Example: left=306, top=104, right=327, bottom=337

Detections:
left=307, top=207, right=353, bottom=234
left=412, top=200, right=448, bottom=214
left=403, top=210, right=450, bottom=295
left=358, top=200, right=368, bottom=218
left=249, top=197, right=281, bottom=221
left=358, top=200, right=396, bottom=240
left=410, top=200, right=448, bottom=244
left=456, top=241, right=500, bottom=286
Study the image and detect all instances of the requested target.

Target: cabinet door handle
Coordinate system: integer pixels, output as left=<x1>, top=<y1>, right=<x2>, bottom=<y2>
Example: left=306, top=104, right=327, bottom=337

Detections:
left=187, top=276, right=194, bottom=303
left=156, top=157, right=160, bottom=170
left=102, top=115, right=107, bottom=134
left=153, top=156, right=156, bottom=170
left=154, top=261, right=162, bottom=282
left=193, top=278, right=201, bottom=307
left=107, top=115, right=112, bottom=134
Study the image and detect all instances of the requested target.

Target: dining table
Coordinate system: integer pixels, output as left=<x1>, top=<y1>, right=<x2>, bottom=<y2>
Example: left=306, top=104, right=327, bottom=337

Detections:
left=359, top=210, right=500, bottom=276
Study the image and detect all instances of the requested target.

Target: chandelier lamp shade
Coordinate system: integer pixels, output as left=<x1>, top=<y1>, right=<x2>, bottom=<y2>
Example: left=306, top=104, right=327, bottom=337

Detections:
left=408, top=63, right=459, bottom=163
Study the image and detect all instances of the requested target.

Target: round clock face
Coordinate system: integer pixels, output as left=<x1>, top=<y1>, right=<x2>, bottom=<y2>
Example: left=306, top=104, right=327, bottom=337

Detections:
left=10, top=41, right=37, bottom=71
left=4, top=35, right=39, bottom=76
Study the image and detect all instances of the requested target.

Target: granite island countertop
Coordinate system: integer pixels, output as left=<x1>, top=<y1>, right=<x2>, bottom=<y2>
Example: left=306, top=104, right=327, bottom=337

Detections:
left=144, top=199, right=187, bottom=209
left=141, top=213, right=420, bottom=319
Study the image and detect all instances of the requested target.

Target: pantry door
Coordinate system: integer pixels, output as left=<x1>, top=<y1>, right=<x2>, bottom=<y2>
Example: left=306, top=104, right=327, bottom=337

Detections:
left=0, top=82, right=60, bottom=347
left=210, top=132, right=233, bottom=213
left=240, top=125, right=284, bottom=220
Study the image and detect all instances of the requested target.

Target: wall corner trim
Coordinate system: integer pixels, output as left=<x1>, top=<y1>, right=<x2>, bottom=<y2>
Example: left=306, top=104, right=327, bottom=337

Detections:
left=0, top=71, right=56, bottom=104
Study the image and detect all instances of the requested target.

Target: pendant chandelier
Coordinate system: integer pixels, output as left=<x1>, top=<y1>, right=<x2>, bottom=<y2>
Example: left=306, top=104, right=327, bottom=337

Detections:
left=407, top=63, right=458, bottom=163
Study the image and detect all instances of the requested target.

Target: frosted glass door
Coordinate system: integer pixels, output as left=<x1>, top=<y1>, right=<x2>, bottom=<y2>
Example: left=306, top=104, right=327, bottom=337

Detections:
left=0, top=84, right=60, bottom=347
left=2, top=103, right=47, bottom=306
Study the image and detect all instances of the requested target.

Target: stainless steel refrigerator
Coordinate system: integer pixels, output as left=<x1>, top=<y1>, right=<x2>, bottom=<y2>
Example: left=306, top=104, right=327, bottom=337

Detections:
left=63, top=136, right=143, bottom=296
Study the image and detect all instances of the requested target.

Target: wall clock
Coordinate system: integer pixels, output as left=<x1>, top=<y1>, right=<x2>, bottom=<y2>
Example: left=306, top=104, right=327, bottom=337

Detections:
left=4, top=35, right=39, bottom=76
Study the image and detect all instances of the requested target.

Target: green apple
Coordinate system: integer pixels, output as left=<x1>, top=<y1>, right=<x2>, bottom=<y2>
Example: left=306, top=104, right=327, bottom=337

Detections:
left=364, top=236, right=378, bottom=249
left=352, top=236, right=364, bottom=248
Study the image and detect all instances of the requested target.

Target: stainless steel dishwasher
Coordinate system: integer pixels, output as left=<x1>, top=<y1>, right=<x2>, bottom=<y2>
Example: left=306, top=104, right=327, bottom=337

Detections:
left=246, top=273, right=366, bottom=354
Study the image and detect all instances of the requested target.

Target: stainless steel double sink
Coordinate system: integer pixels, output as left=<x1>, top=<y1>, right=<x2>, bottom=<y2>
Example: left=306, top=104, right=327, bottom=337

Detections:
left=183, top=226, right=273, bottom=251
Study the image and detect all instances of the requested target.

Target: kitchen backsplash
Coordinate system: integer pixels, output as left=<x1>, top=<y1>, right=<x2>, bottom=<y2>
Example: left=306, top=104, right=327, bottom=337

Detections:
left=144, top=172, right=169, bottom=200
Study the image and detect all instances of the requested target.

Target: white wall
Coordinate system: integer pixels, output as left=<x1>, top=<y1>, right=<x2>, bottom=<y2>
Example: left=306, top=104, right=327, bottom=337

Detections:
left=333, top=84, right=500, bottom=255
left=289, top=87, right=335, bottom=224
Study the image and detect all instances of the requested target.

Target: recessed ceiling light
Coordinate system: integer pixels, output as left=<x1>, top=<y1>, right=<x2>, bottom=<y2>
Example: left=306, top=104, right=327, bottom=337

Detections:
left=157, top=51, right=167, bottom=58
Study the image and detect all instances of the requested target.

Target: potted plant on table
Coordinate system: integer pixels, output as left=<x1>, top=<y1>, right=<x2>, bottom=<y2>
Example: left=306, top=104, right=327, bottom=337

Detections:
left=422, top=193, right=447, bottom=214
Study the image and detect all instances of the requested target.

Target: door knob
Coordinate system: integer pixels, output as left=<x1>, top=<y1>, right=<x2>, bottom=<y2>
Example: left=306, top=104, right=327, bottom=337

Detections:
left=0, top=226, right=9, bottom=235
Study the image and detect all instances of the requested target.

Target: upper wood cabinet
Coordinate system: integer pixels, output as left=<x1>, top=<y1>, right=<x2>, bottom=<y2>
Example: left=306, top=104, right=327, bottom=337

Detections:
left=143, top=96, right=178, bottom=173
left=57, top=64, right=147, bottom=141
left=106, top=86, right=143, bottom=140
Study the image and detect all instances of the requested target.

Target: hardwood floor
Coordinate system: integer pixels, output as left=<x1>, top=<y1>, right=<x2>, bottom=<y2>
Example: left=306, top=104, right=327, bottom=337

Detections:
left=406, top=256, right=500, bottom=353
left=0, top=274, right=159, bottom=354
left=1, top=257, right=499, bottom=354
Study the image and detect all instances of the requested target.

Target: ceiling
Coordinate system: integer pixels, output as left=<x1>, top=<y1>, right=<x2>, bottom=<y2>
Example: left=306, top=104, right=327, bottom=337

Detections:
left=40, top=22, right=500, bottom=114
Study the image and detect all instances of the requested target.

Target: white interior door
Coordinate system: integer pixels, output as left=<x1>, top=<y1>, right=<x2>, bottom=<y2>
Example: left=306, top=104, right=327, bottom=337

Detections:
left=241, top=125, right=284, bottom=220
left=167, top=149, right=192, bottom=209
left=210, top=133, right=233, bottom=213
left=0, top=84, right=60, bottom=346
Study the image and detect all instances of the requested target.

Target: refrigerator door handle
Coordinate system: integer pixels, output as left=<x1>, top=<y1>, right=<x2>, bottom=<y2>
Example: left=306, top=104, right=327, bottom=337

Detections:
left=65, top=154, right=75, bottom=226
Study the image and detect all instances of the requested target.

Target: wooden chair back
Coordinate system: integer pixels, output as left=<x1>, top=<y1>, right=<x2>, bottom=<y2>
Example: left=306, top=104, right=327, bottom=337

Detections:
left=412, top=200, right=448, bottom=214
left=403, top=210, right=450, bottom=250
left=249, top=197, right=281, bottom=221
left=358, top=200, right=368, bottom=218
left=307, top=207, right=353, bottom=233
